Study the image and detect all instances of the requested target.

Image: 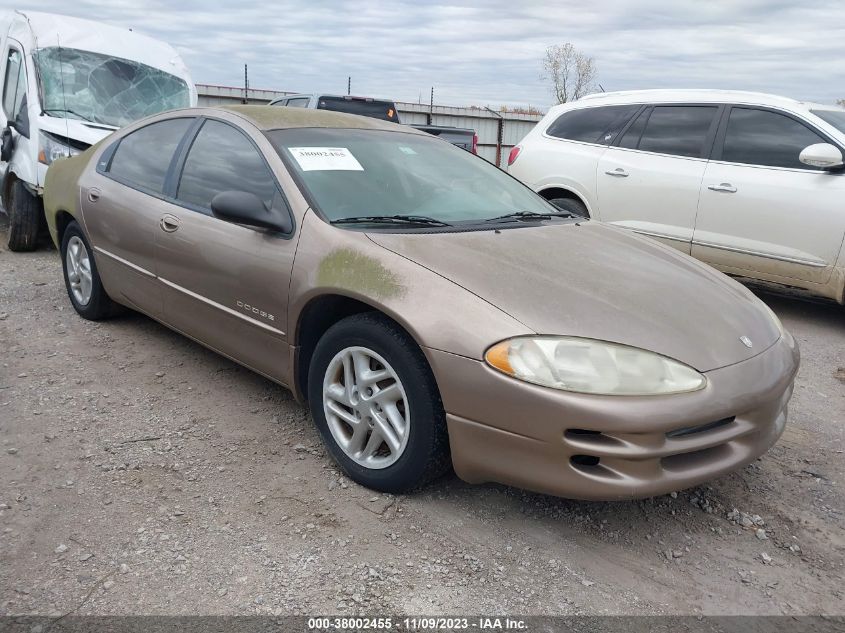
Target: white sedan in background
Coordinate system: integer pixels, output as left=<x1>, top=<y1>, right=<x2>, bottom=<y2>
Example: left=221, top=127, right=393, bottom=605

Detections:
left=508, top=89, right=845, bottom=304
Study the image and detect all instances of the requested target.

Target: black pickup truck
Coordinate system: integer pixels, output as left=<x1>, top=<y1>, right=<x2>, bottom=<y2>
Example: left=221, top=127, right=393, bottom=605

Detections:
left=268, top=94, right=477, bottom=153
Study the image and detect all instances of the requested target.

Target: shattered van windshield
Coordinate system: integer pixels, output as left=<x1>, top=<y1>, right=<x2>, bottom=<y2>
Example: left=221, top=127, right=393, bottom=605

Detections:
left=34, top=47, right=190, bottom=128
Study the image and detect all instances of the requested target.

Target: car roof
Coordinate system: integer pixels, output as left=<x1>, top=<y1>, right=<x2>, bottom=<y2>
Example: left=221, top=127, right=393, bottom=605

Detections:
left=572, top=89, right=828, bottom=112
left=217, top=105, right=422, bottom=133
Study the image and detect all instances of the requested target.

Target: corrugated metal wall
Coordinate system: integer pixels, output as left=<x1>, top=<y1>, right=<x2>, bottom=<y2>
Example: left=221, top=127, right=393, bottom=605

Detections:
left=196, top=84, right=543, bottom=167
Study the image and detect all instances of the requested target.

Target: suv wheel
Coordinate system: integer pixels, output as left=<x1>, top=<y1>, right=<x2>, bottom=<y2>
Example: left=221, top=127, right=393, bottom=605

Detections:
left=308, top=313, right=450, bottom=493
left=548, top=196, right=589, bottom=219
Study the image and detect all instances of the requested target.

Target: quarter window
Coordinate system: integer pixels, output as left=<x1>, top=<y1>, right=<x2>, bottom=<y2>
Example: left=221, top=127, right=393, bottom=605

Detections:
left=176, top=120, right=278, bottom=211
left=722, top=108, right=826, bottom=169
left=635, top=106, right=718, bottom=158
left=286, top=98, right=309, bottom=108
left=2, top=48, right=24, bottom=118
left=108, top=118, right=193, bottom=193
left=546, top=105, right=640, bottom=145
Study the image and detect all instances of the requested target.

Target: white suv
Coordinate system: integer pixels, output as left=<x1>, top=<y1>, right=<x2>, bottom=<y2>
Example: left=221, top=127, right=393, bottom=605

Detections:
left=508, top=89, right=845, bottom=303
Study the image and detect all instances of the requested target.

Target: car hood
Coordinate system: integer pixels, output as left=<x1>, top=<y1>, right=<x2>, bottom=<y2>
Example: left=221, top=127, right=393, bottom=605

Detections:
left=367, top=221, right=780, bottom=372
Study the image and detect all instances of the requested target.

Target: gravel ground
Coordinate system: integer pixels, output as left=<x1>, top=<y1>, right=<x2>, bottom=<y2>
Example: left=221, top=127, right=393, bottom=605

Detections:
left=0, top=223, right=843, bottom=617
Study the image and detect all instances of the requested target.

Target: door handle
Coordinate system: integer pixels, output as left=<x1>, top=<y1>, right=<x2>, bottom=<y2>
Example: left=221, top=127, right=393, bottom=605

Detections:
left=604, top=168, right=629, bottom=177
left=87, top=188, right=101, bottom=202
left=707, top=183, right=737, bottom=193
left=159, top=214, right=180, bottom=232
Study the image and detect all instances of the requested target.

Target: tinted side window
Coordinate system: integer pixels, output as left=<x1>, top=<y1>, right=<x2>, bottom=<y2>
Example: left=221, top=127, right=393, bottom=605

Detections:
left=618, top=108, right=650, bottom=149
left=2, top=49, right=23, bottom=117
left=546, top=105, right=639, bottom=144
left=636, top=106, right=718, bottom=158
left=722, top=108, right=825, bottom=169
left=177, top=120, right=278, bottom=211
left=108, top=118, right=192, bottom=193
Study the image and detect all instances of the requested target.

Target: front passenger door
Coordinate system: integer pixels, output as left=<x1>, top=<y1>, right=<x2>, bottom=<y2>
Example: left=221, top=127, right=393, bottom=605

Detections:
left=596, top=105, right=720, bottom=253
left=155, top=118, right=296, bottom=384
left=692, top=107, right=845, bottom=284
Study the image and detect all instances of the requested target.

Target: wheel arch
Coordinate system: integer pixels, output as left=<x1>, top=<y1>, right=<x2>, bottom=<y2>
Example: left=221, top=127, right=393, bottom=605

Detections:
left=54, top=210, right=78, bottom=247
left=291, top=292, right=428, bottom=404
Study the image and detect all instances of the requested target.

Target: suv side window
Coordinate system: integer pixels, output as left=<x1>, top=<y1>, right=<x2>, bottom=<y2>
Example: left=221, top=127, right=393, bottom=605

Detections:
left=2, top=48, right=25, bottom=118
left=721, top=107, right=826, bottom=170
left=176, top=119, right=278, bottom=212
left=108, top=118, right=193, bottom=193
left=286, top=97, right=310, bottom=108
left=546, top=105, right=639, bottom=145
left=633, top=106, right=718, bottom=158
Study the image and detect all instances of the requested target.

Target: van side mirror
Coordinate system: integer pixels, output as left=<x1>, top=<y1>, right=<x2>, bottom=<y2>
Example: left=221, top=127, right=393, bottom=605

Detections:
left=8, top=95, right=29, bottom=139
left=210, top=190, right=293, bottom=233
left=799, top=143, right=843, bottom=170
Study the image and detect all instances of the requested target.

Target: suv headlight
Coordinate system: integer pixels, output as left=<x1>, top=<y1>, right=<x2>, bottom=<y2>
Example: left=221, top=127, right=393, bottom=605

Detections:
left=38, top=132, right=80, bottom=165
left=485, top=336, right=706, bottom=396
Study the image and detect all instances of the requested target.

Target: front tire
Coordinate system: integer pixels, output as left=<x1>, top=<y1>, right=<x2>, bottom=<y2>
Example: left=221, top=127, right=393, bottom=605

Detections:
left=548, top=196, right=589, bottom=218
left=60, top=221, right=120, bottom=320
left=308, top=313, right=450, bottom=493
left=6, top=179, right=41, bottom=252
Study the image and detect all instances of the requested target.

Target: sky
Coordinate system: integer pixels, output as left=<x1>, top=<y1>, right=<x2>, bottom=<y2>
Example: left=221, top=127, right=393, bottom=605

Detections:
left=11, top=0, right=845, bottom=110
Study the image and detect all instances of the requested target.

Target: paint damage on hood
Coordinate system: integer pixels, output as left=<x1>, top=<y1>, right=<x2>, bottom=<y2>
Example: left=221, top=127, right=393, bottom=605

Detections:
left=368, top=222, right=781, bottom=372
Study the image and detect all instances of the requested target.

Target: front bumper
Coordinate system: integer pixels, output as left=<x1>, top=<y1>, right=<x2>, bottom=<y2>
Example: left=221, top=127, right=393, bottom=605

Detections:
left=427, top=333, right=799, bottom=500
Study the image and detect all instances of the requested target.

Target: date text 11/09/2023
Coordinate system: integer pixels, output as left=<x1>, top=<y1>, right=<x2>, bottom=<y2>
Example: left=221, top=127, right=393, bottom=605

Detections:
left=307, top=617, right=528, bottom=631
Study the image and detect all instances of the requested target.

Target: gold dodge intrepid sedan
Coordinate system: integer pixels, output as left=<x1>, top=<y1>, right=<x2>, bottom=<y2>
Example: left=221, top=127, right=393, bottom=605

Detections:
left=43, top=106, right=799, bottom=500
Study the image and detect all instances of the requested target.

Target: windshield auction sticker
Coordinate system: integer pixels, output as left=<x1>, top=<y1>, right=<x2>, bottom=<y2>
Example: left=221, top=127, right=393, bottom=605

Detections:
left=289, top=147, right=364, bottom=171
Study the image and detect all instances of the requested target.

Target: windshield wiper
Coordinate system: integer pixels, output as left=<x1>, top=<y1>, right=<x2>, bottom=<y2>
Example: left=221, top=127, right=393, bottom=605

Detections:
left=484, top=210, right=577, bottom=223
left=330, top=214, right=452, bottom=227
left=41, top=108, right=96, bottom=123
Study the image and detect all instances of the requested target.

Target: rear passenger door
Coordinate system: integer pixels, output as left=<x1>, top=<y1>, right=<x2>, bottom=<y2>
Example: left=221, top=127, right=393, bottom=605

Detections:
left=692, top=106, right=845, bottom=285
left=596, top=105, right=721, bottom=253
left=155, top=117, right=297, bottom=384
left=81, top=117, right=195, bottom=317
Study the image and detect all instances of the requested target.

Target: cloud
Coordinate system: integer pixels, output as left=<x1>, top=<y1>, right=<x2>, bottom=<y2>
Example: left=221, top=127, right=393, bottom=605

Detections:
left=16, top=0, right=845, bottom=108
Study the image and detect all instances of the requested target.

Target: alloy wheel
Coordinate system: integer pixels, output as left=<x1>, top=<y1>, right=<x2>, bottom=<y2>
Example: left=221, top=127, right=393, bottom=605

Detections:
left=322, top=346, right=410, bottom=469
left=66, top=235, right=93, bottom=306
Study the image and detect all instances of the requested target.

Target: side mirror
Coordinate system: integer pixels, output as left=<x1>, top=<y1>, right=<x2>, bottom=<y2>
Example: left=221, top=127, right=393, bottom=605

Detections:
left=8, top=95, right=29, bottom=139
left=799, top=143, right=843, bottom=170
left=210, top=190, right=293, bottom=233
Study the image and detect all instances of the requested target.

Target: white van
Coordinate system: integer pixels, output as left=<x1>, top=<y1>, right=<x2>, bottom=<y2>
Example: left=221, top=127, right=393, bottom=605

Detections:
left=508, top=90, right=845, bottom=304
left=0, top=10, right=196, bottom=250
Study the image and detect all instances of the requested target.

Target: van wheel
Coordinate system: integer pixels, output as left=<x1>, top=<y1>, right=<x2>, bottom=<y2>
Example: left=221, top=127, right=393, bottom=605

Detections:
left=6, top=180, right=41, bottom=252
left=60, top=221, right=120, bottom=320
left=308, top=313, right=450, bottom=493
left=548, top=197, right=589, bottom=219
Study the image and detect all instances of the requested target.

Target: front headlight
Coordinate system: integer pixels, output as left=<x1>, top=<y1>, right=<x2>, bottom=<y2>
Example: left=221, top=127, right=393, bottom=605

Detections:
left=485, top=336, right=706, bottom=396
left=38, top=132, right=80, bottom=165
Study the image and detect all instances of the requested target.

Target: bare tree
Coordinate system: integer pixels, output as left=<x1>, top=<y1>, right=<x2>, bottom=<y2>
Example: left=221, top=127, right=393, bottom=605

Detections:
left=837, top=99, right=845, bottom=107
left=541, top=43, right=598, bottom=104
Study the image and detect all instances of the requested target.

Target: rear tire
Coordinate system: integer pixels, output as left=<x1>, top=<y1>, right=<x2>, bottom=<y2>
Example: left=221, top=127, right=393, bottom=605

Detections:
left=60, top=221, right=120, bottom=320
left=307, top=313, right=450, bottom=493
left=6, top=179, right=41, bottom=252
left=548, top=196, right=589, bottom=219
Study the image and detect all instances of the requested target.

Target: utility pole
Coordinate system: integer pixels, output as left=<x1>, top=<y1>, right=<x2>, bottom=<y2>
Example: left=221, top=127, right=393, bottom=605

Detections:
left=347, top=76, right=351, bottom=96
left=243, top=64, right=249, bottom=104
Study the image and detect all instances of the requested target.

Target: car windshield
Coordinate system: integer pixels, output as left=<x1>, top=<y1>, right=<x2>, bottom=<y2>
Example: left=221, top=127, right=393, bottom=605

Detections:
left=267, top=128, right=561, bottom=226
left=316, top=97, right=400, bottom=122
left=811, top=109, right=845, bottom=135
left=33, top=47, right=191, bottom=128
